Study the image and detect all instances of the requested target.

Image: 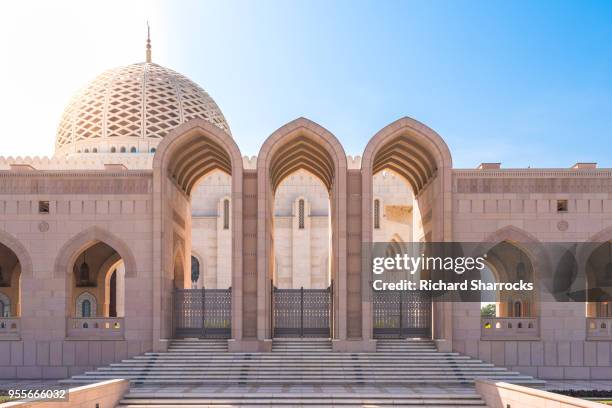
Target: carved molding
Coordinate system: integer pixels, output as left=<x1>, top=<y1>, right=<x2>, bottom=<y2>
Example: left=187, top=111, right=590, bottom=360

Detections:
left=454, top=177, right=612, bottom=194
left=0, top=174, right=152, bottom=195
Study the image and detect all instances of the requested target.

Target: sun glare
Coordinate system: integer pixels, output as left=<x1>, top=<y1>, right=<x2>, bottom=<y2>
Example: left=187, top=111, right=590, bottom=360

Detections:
left=0, top=0, right=160, bottom=157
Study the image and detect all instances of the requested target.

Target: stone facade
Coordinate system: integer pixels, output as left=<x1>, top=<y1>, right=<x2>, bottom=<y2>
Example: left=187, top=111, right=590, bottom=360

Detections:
left=0, top=56, right=611, bottom=381
left=1, top=117, right=611, bottom=380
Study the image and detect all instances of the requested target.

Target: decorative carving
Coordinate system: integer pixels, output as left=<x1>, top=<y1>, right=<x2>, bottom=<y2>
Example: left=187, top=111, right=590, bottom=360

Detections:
left=0, top=174, right=152, bottom=194
left=38, top=221, right=49, bottom=232
left=454, top=177, right=612, bottom=194
left=557, top=220, right=569, bottom=231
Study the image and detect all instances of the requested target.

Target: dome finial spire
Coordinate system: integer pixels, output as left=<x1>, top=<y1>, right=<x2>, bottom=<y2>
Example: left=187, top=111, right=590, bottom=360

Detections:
left=146, top=21, right=152, bottom=63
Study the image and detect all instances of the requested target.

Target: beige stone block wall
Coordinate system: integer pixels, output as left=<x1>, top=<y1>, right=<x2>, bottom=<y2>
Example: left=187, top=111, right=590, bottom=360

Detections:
left=451, top=171, right=612, bottom=379
left=0, top=174, right=155, bottom=379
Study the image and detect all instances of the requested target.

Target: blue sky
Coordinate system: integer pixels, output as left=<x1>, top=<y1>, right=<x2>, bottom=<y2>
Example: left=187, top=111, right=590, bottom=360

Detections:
left=1, top=0, right=611, bottom=167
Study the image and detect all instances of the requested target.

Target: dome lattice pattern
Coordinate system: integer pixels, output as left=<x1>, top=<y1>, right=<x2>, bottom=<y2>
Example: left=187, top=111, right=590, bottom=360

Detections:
left=56, top=63, right=230, bottom=155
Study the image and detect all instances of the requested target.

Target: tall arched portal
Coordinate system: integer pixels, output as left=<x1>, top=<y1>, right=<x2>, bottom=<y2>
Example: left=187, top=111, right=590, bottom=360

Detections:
left=257, top=118, right=347, bottom=342
left=153, top=119, right=243, bottom=343
left=362, top=117, right=452, bottom=344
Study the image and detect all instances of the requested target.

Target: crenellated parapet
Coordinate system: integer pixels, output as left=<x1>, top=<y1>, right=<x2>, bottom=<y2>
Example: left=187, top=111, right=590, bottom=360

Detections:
left=347, top=155, right=362, bottom=169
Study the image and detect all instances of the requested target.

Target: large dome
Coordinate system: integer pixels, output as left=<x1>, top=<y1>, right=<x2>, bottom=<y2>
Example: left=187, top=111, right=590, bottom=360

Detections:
left=55, top=62, right=231, bottom=156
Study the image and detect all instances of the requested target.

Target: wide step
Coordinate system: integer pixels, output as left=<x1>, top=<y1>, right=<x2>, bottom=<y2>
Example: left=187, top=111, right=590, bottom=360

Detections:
left=61, top=339, right=545, bottom=388
left=118, top=392, right=487, bottom=407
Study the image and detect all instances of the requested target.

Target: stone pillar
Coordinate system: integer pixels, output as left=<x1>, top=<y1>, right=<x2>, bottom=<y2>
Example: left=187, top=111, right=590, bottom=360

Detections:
left=116, top=263, right=125, bottom=317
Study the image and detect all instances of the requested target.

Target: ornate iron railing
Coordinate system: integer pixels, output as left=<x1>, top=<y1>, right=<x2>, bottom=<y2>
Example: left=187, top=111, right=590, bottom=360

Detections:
left=373, top=290, right=431, bottom=338
left=273, top=285, right=332, bottom=338
left=174, top=288, right=231, bottom=338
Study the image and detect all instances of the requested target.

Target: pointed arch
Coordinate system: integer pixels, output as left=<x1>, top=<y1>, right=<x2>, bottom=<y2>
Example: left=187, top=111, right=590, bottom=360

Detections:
left=578, top=226, right=612, bottom=267
left=476, top=225, right=551, bottom=280
left=257, top=117, right=347, bottom=340
left=0, top=229, right=33, bottom=278
left=75, top=291, right=97, bottom=317
left=362, top=117, right=453, bottom=341
left=362, top=117, right=453, bottom=243
left=153, top=118, right=243, bottom=196
left=53, top=226, right=137, bottom=279
left=153, top=118, right=244, bottom=341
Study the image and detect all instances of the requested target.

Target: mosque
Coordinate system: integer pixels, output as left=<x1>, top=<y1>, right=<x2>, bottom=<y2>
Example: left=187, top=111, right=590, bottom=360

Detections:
left=0, top=31, right=611, bottom=383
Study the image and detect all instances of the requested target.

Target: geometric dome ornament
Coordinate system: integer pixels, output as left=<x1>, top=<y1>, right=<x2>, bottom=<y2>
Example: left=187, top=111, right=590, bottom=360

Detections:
left=55, top=29, right=231, bottom=156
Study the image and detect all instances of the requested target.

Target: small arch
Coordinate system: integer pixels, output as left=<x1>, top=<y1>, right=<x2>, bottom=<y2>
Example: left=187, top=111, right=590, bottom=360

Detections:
left=514, top=301, right=522, bottom=318
left=92, top=148, right=98, bottom=153
left=191, top=255, right=200, bottom=285
left=75, top=292, right=97, bottom=317
left=0, top=229, right=33, bottom=278
left=120, top=146, right=127, bottom=153
left=110, top=147, right=116, bottom=153
left=150, top=147, right=156, bottom=153
left=54, top=226, right=137, bottom=279
left=130, top=147, right=137, bottom=153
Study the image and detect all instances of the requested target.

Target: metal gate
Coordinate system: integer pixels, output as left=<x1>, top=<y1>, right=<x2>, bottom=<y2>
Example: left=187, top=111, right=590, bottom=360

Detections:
left=273, top=285, right=332, bottom=338
left=373, top=290, right=431, bottom=338
left=174, top=288, right=231, bottom=338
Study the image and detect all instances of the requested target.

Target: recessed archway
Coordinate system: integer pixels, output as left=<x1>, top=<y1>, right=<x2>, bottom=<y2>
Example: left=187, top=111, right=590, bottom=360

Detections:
left=153, top=119, right=243, bottom=342
left=257, top=117, right=347, bottom=341
left=362, top=117, right=453, bottom=342
left=67, top=241, right=125, bottom=319
left=0, top=241, right=22, bottom=318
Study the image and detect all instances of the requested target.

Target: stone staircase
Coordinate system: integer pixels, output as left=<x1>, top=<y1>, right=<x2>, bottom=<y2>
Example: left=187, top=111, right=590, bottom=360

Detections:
left=61, top=338, right=545, bottom=387
left=271, top=337, right=333, bottom=352
left=117, top=392, right=488, bottom=407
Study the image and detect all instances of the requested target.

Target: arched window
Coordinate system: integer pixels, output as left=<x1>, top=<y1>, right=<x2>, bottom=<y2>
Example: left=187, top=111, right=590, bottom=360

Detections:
left=374, top=199, right=381, bottom=229
left=82, top=300, right=91, bottom=317
left=76, top=292, right=97, bottom=318
left=84, top=149, right=89, bottom=153
left=0, top=293, right=10, bottom=317
left=110, top=147, right=116, bottom=153
left=191, top=256, right=200, bottom=284
left=92, top=148, right=98, bottom=153
left=298, top=199, right=305, bottom=229
left=120, top=146, right=127, bottom=153
left=130, top=147, right=137, bottom=153
left=150, top=147, right=156, bottom=153
left=223, top=199, right=230, bottom=230
left=514, top=301, right=522, bottom=318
